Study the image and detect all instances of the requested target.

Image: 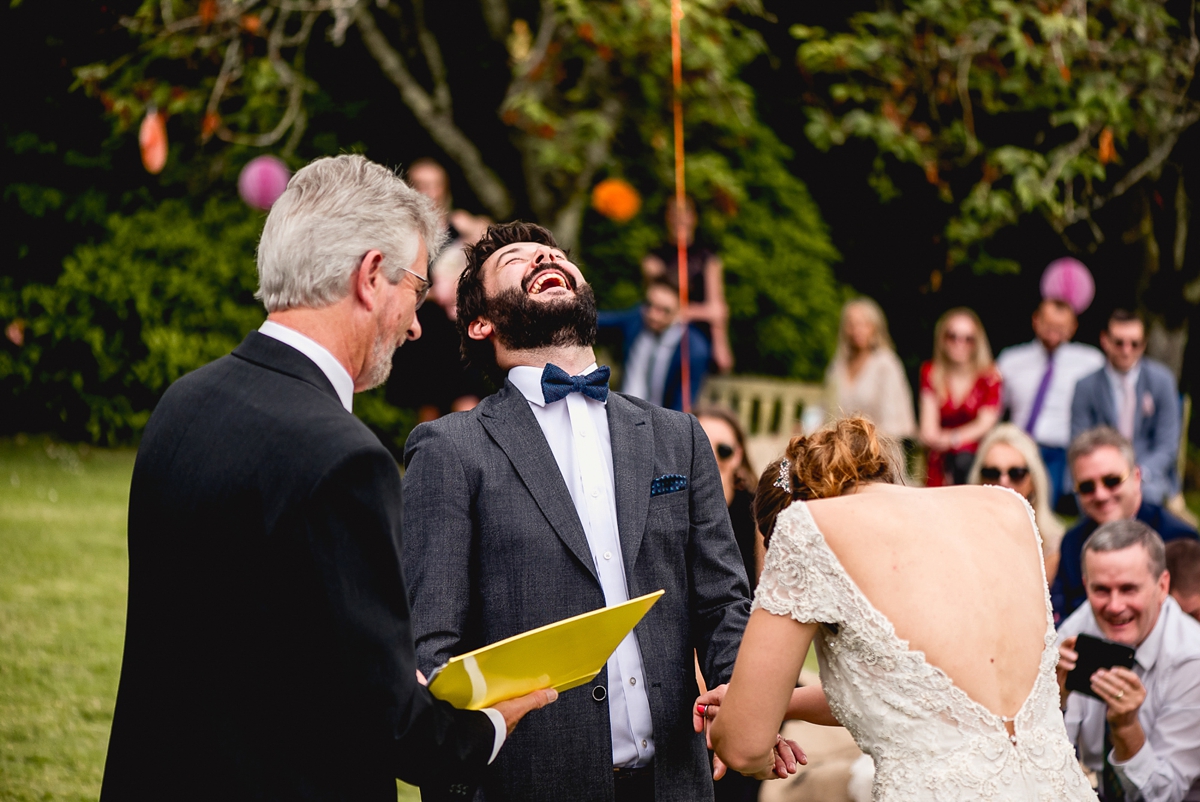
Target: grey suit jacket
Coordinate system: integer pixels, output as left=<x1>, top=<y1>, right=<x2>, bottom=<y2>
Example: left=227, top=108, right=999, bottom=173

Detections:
left=402, top=381, right=752, bottom=802
left=1069, top=358, right=1181, bottom=503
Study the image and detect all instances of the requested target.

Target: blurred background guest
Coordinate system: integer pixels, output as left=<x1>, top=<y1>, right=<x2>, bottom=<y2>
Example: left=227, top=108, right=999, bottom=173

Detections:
left=825, top=297, right=916, bottom=441
left=919, top=307, right=1002, bottom=486
left=997, top=259, right=1104, bottom=511
left=695, top=406, right=761, bottom=593
left=1051, top=426, right=1198, bottom=621
left=968, top=423, right=1066, bottom=578
left=642, top=196, right=734, bottom=374
left=1167, top=539, right=1200, bottom=621
left=694, top=407, right=761, bottom=802
left=406, top=157, right=490, bottom=245
left=385, top=159, right=492, bottom=421
left=598, top=276, right=709, bottom=412
left=1071, top=308, right=1181, bottom=506
left=385, top=240, right=488, bottom=422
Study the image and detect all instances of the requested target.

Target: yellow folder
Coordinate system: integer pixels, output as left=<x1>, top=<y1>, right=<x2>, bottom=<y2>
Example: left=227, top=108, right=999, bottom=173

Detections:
left=427, top=590, right=665, bottom=710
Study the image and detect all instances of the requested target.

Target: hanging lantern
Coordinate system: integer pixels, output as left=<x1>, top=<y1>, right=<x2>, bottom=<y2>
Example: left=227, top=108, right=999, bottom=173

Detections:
left=591, top=178, right=641, bottom=223
left=238, top=155, right=291, bottom=210
left=139, top=108, right=168, bottom=174
left=1040, top=258, right=1095, bottom=315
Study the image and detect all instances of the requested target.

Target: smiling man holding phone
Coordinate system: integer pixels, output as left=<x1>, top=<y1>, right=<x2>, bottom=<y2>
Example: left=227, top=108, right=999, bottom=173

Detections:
left=1057, top=520, right=1200, bottom=801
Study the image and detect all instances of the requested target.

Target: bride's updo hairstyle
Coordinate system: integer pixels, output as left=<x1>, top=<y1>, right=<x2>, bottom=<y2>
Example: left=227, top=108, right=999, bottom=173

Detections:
left=754, top=416, right=903, bottom=545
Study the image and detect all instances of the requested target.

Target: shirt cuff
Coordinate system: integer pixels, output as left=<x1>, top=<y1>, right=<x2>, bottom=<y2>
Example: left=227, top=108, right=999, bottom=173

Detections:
left=1109, top=739, right=1153, bottom=796
left=482, top=708, right=506, bottom=765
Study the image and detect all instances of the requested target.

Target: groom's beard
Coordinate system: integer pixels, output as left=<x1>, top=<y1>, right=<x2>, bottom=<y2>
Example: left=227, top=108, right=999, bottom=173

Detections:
left=485, top=283, right=598, bottom=352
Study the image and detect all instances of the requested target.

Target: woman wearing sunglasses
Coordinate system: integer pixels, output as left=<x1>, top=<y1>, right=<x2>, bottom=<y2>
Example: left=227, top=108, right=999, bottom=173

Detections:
left=918, top=307, right=1003, bottom=486
left=968, top=424, right=1065, bottom=578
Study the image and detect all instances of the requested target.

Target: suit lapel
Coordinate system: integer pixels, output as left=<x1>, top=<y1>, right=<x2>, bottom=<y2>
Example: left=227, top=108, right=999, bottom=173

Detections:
left=479, top=383, right=598, bottom=581
left=608, top=393, right=654, bottom=578
left=1100, top=373, right=1119, bottom=425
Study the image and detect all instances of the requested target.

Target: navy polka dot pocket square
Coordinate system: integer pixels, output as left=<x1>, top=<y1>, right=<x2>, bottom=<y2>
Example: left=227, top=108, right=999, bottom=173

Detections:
left=650, top=474, right=688, bottom=496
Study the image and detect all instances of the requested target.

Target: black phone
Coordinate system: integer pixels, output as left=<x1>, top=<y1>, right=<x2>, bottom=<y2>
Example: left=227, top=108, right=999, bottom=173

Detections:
left=1066, top=633, right=1137, bottom=700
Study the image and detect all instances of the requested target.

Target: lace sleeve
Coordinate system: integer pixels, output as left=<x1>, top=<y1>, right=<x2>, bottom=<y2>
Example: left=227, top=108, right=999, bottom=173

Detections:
left=751, top=503, right=844, bottom=626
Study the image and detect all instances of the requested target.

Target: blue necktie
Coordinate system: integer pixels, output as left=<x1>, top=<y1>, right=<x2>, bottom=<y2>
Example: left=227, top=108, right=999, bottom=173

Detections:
left=540, top=363, right=610, bottom=404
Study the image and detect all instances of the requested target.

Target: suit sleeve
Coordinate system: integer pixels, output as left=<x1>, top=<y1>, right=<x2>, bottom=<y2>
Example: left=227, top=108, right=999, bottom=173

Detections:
left=402, top=422, right=478, bottom=674
left=304, top=447, right=494, bottom=798
left=684, top=414, right=752, bottom=687
left=1137, top=367, right=1180, bottom=496
left=1069, top=375, right=1095, bottom=445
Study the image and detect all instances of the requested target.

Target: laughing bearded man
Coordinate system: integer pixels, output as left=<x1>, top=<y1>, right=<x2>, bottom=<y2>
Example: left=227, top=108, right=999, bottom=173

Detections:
left=400, top=222, right=765, bottom=802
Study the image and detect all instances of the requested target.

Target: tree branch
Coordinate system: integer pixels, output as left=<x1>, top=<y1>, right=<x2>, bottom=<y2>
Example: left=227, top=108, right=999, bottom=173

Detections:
left=353, top=1, right=512, bottom=218
left=412, top=0, right=451, bottom=115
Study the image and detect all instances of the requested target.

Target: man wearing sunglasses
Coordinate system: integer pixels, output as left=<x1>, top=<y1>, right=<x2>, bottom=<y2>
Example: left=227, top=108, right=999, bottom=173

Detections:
left=102, top=156, right=554, bottom=802
left=1070, top=308, right=1182, bottom=506
left=1050, top=426, right=1197, bottom=622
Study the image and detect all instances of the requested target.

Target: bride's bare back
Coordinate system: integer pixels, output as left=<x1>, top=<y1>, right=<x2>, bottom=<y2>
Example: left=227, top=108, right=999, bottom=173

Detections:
left=807, top=483, right=1047, bottom=721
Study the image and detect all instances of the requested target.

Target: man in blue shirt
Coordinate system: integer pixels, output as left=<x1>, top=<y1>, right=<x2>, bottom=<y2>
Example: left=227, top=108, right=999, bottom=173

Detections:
left=1052, top=426, right=1197, bottom=622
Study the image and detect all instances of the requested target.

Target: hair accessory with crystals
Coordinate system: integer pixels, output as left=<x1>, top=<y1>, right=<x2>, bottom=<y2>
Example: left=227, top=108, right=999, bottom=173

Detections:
left=774, top=458, right=792, bottom=494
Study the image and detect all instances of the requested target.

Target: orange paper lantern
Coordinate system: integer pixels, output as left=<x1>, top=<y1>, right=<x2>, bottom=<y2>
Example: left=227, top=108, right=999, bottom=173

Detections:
left=591, top=178, right=641, bottom=223
left=139, top=109, right=167, bottom=174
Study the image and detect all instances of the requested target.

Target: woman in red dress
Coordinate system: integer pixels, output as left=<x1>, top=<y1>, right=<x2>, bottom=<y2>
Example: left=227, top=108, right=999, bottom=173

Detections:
left=919, top=307, right=1002, bottom=486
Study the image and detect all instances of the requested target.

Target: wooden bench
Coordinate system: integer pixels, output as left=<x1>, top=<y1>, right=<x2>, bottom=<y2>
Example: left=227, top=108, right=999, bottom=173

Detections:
left=697, top=374, right=826, bottom=474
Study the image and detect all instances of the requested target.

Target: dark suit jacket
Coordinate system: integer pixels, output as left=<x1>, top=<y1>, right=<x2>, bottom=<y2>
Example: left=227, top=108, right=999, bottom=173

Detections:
left=402, top=382, right=751, bottom=802
left=1069, top=358, right=1181, bottom=503
left=100, top=332, right=495, bottom=802
left=1050, top=501, right=1199, bottom=622
left=597, top=307, right=710, bottom=412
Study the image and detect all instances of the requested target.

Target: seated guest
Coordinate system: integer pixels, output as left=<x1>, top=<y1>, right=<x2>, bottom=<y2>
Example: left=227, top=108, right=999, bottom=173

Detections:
left=825, top=297, right=916, bottom=441
left=598, top=276, right=709, bottom=411
left=1167, top=539, right=1200, bottom=621
left=696, top=407, right=761, bottom=592
left=1056, top=520, right=1200, bottom=802
left=1052, top=426, right=1198, bottom=621
left=1071, top=308, right=1181, bottom=505
left=918, top=307, right=1002, bottom=486
left=968, top=423, right=1066, bottom=579
left=997, top=266, right=1105, bottom=509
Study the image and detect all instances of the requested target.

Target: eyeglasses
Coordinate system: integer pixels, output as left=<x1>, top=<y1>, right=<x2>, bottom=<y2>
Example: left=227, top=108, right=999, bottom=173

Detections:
left=398, top=264, right=432, bottom=309
left=944, top=331, right=976, bottom=344
left=1075, top=471, right=1129, bottom=496
left=980, top=465, right=1030, bottom=483
left=715, top=443, right=736, bottom=461
left=1108, top=338, right=1143, bottom=350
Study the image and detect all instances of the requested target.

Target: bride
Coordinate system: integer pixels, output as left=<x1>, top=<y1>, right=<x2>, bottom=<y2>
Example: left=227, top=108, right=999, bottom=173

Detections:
left=701, top=417, right=1094, bottom=800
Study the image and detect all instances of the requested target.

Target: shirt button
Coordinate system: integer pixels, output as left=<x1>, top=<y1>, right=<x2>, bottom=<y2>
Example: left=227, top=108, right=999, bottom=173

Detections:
left=629, top=677, right=636, bottom=686
left=591, top=488, right=599, bottom=498
left=642, top=739, right=648, bottom=748
left=579, top=429, right=587, bottom=438
left=603, top=551, right=612, bottom=560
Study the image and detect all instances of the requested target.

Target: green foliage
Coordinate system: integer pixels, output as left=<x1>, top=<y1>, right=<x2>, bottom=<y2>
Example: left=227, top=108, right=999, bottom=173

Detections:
left=13, top=197, right=265, bottom=444
left=795, top=0, right=1200, bottom=267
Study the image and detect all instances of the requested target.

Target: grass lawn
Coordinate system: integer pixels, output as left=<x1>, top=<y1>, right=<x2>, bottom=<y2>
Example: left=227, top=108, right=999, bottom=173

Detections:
left=0, top=436, right=419, bottom=802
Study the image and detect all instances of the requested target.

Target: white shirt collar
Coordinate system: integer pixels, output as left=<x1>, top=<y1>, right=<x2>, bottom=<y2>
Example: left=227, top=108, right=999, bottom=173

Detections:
left=258, top=320, right=355, bottom=413
left=509, top=362, right=602, bottom=408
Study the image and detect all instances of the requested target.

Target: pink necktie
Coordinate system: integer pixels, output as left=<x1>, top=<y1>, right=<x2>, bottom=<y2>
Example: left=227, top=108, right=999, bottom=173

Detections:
left=1118, top=374, right=1136, bottom=441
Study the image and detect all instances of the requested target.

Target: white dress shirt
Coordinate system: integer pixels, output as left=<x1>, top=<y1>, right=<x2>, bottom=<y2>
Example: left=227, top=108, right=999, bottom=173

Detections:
left=509, top=363, right=656, bottom=768
left=996, top=339, right=1105, bottom=447
left=1106, top=360, right=1143, bottom=440
left=259, top=320, right=508, bottom=763
left=1058, top=596, right=1200, bottom=801
left=258, top=321, right=355, bottom=413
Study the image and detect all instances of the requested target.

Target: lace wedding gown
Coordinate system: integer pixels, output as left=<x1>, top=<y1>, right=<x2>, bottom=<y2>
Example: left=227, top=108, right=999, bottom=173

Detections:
left=754, top=497, right=1095, bottom=801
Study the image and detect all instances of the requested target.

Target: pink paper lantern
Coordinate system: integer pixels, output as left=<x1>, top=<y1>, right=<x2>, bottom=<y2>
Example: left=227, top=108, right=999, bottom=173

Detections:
left=238, top=155, right=291, bottom=210
left=1040, top=257, right=1095, bottom=315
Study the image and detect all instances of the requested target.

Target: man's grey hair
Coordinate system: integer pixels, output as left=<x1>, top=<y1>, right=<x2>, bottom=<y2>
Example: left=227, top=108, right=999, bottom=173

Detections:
left=1082, top=519, right=1167, bottom=578
left=1067, top=426, right=1137, bottom=473
left=256, top=154, right=444, bottom=312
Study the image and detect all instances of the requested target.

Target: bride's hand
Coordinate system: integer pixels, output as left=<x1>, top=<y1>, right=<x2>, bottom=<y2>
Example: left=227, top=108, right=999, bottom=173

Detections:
left=751, top=734, right=808, bottom=781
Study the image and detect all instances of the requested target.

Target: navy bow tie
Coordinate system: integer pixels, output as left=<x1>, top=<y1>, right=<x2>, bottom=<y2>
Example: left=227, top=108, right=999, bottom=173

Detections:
left=541, top=363, right=610, bottom=404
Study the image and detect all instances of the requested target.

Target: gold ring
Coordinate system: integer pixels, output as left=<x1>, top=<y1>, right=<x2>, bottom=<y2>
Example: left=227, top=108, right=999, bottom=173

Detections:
left=1115, top=691, right=1125, bottom=700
